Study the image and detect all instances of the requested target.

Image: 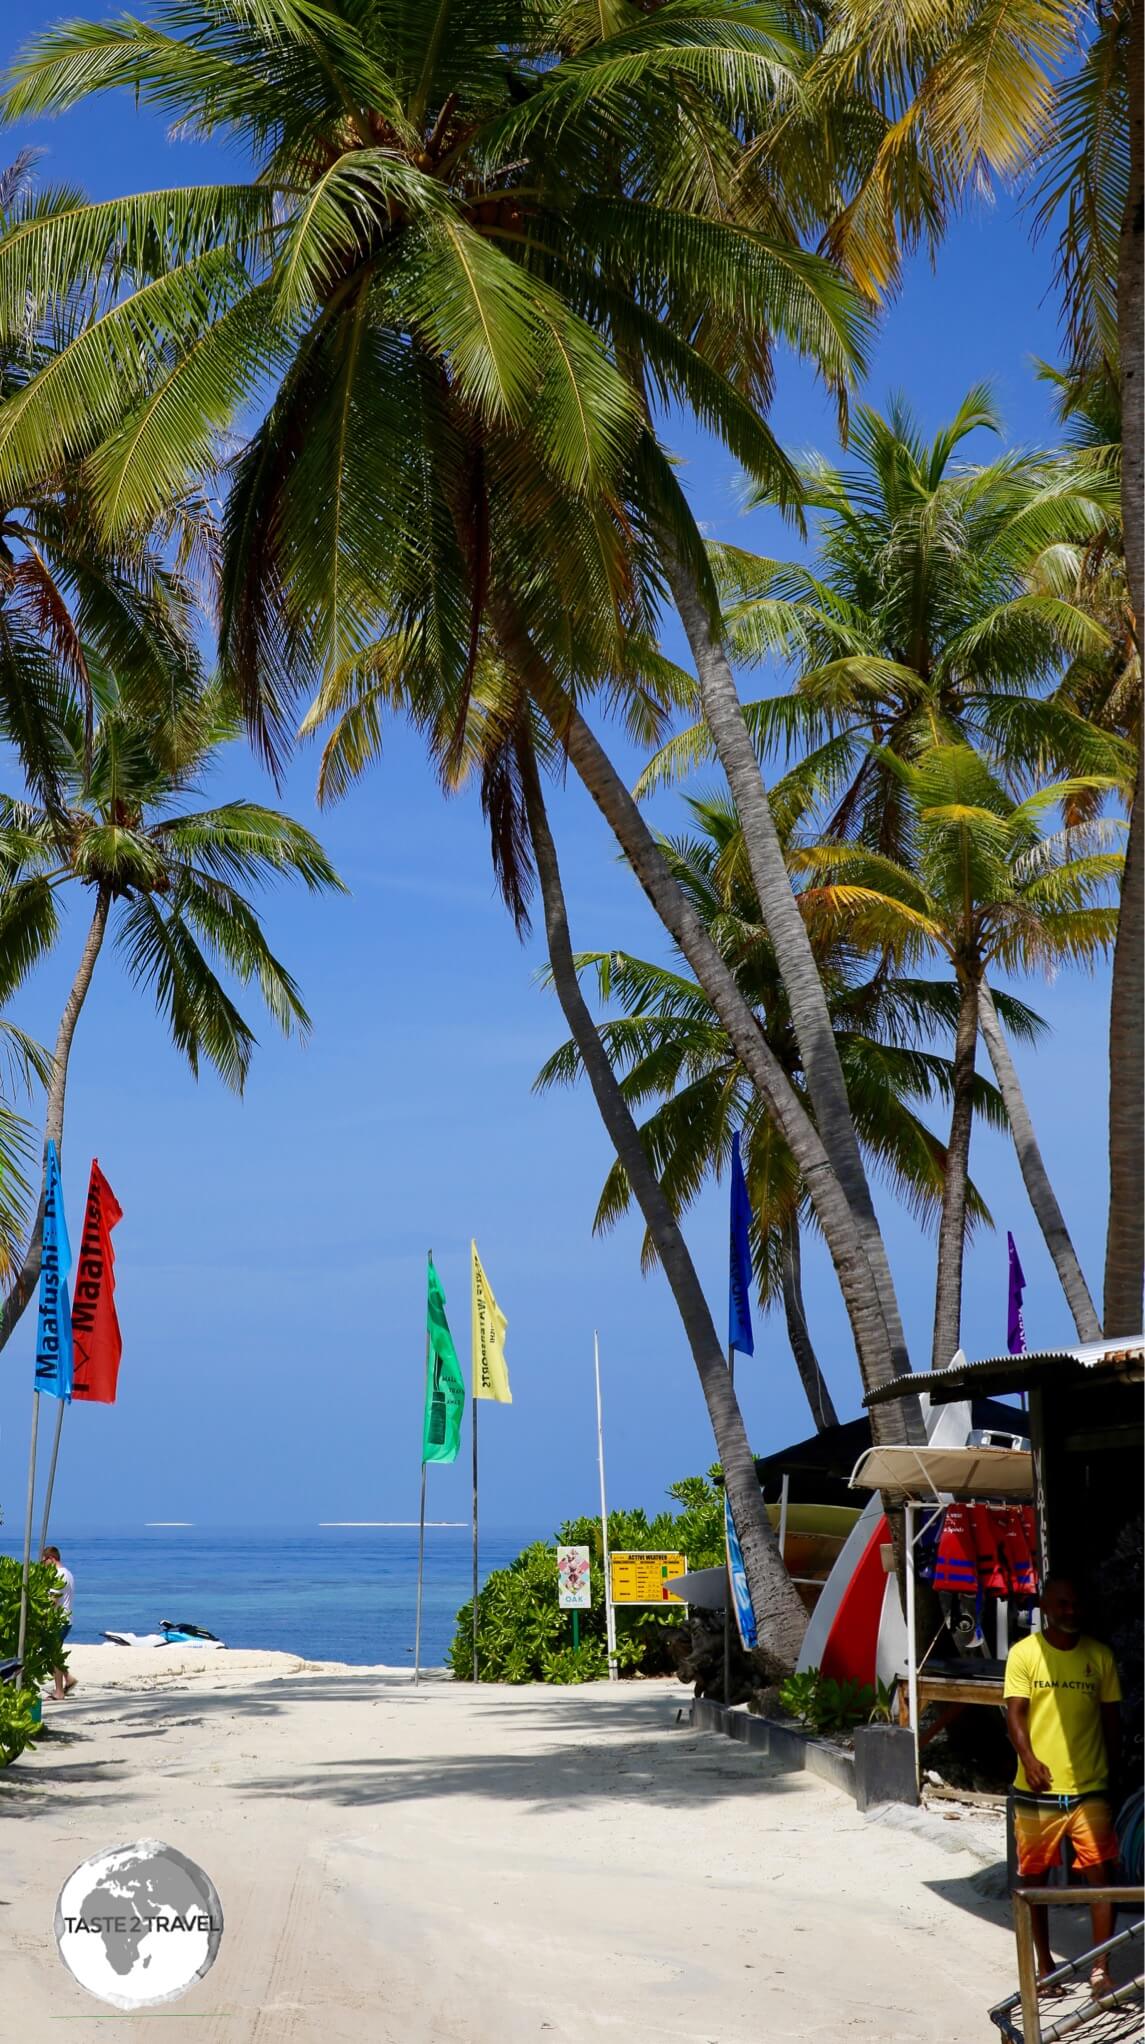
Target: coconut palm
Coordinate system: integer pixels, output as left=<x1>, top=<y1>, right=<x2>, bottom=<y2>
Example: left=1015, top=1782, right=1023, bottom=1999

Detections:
left=797, top=743, right=1122, bottom=1365
left=0, top=152, right=212, bottom=810
left=536, top=793, right=1022, bottom=1430
left=1038, top=355, right=1142, bottom=1336
left=807, top=0, right=1142, bottom=1338
left=519, top=733, right=808, bottom=1663
left=1, top=2, right=934, bottom=1453
left=638, top=388, right=1127, bottom=848
left=306, top=643, right=809, bottom=1656
left=0, top=681, right=344, bottom=1352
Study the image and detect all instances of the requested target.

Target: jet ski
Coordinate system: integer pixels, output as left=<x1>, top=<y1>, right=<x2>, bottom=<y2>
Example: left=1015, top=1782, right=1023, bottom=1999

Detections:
left=102, top=1621, right=226, bottom=1649
left=160, top=1620, right=226, bottom=1648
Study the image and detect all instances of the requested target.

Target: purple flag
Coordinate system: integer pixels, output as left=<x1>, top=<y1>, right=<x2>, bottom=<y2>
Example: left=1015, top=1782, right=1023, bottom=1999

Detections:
left=1007, top=1232, right=1026, bottom=1355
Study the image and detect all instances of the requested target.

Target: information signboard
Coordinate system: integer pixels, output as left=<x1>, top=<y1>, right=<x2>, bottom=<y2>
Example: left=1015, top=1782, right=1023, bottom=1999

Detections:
left=557, top=1545, right=592, bottom=1610
left=608, top=1551, right=687, bottom=1605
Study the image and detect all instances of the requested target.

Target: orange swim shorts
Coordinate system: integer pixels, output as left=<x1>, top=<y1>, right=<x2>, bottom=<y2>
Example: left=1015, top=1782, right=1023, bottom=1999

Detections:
left=1013, top=1793, right=1118, bottom=1877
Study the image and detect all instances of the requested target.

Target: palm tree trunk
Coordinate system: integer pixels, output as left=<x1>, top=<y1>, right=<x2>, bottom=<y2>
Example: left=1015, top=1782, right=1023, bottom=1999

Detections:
left=518, top=742, right=808, bottom=1666
left=662, top=544, right=914, bottom=1389
left=931, top=975, right=979, bottom=1371
left=487, top=590, right=923, bottom=1443
left=1105, top=0, right=1145, bottom=1337
left=0, top=882, right=111, bottom=1356
left=977, top=981, right=1102, bottom=1344
left=559, top=706, right=923, bottom=1443
left=780, top=1216, right=839, bottom=1431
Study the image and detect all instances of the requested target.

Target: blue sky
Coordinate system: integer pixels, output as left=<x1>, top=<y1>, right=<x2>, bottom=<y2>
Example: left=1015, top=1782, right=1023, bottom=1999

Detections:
left=0, top=10, right=1112, bottom=1536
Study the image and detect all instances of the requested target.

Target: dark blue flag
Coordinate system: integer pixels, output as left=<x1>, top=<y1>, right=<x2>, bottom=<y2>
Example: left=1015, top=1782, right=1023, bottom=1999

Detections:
left=729, top=1131, right=754, bottom=1357
left=1007, top=1232, right=1027, bottom=1356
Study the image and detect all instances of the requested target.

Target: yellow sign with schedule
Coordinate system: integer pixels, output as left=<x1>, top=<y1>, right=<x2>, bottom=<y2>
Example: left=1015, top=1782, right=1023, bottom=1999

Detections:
left=608, top=1551, right=687, bottom=1605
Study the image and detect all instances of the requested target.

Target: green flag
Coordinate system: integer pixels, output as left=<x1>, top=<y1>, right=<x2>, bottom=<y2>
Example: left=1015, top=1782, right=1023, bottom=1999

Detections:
left=422, top=1255, right=465, bottom=1464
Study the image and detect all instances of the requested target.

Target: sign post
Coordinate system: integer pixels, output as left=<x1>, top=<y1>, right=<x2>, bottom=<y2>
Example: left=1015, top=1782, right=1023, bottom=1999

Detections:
left=557, top=1544, right=591, bottom=1658
left=593, top=1334, right=618, bottom=1680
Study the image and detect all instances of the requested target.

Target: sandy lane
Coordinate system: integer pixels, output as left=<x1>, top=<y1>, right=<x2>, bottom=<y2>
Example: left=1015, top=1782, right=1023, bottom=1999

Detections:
left=0, top=1655, right=1017, bottom=2043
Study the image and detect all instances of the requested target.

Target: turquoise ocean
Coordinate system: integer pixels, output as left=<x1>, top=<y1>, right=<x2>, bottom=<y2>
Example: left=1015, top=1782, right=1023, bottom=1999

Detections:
left=0, top=1525, right=543, bottom=1669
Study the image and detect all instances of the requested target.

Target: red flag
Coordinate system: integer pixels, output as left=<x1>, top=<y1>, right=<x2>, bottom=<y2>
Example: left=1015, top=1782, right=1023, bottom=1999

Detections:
left=71, top=1160, right=124, bottom=1403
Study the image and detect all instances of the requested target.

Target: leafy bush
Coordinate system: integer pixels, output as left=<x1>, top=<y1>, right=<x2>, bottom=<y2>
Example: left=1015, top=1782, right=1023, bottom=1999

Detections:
left=0, top=1682, right=40, bottom=1766
left=777, top=1666, right=895, bottom=1735
left=0, top=1556, right=70, bottom=1691
left=451, top=1471, right=728, bottom=1683
left=0, top=1556, right=68, bottom=1764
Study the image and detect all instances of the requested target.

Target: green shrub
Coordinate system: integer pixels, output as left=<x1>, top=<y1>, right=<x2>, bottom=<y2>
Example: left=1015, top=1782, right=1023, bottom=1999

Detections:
left=0, top=1682, right=40, bottom=1766
left=776, top=1667, right=896, bottom=1734
left=0, top=1556, right=67, bottom=1765
left=0, top=1556, right=70, bottom=1692
left=452, top=1470, right=728, bottom=1683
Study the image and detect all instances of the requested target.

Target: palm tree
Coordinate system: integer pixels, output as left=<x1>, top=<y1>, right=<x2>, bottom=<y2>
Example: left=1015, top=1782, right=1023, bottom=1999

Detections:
left=797, top=743, right=1121, bottom=1364
left=0, top=153, right=214, bottom=809
left=0, top=681, right=344, bottom=1352
left=536, top=793, right=1019, bottom=1430
left=2, top=2, right=930, bottom=1449
left=306, top=647, right=809, bottom=1653
left=519, top=735, right=808, bottom=1665
left=1039, top=356, right=1142, bottom=1336
left=639, top=388, right=1126, bottom=851
left=808, top=0, right=1142, bottom=1338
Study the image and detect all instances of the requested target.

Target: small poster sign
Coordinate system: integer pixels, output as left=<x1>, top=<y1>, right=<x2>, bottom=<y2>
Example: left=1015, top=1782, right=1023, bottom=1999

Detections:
left=557, top=1545, right=591, bottom=1609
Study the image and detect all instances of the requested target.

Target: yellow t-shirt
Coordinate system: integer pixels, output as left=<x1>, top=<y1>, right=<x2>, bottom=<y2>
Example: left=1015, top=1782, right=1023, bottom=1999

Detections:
left=1004, top=1633, right=1121, bottom=1795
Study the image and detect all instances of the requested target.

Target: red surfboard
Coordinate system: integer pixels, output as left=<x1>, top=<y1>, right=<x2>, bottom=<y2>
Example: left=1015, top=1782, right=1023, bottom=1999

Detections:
left=818, top=1512, right=891, bottom=1688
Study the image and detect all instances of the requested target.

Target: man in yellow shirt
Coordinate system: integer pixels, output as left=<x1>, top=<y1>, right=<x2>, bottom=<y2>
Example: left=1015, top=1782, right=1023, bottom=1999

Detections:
left=1004, top=1575, right=1122, bottom=1998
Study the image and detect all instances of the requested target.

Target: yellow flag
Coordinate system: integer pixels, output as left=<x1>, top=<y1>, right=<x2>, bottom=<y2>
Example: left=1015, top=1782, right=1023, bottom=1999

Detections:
left=471, top=1242, right=511, bottom=1402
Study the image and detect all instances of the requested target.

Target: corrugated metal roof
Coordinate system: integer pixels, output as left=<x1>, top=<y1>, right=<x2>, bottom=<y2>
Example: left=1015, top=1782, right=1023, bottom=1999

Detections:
left=863, top=1337, right=1144, bottom=1408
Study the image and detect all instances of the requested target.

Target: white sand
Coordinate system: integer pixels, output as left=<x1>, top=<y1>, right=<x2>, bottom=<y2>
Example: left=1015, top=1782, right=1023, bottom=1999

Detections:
left=0, top=1648, right=1020, bottom=2043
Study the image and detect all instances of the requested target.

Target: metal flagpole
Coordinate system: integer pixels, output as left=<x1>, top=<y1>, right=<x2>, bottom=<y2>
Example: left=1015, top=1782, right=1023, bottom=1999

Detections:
left=471, top=1393, right=479, bottom=1682
left=414, top=1461, right=428, bottom=1686
left=905, top=1499, right=919, bottom=1788
left=413, top=1248, right=431, bottom=1688
left=39, top=1398, right=67, bottom=1555
left=16, top=1388, right=41, bottom=1668
left=723, top=1347, right=734, bottom=1708
left=593, top=1331, right=618, bottom=1681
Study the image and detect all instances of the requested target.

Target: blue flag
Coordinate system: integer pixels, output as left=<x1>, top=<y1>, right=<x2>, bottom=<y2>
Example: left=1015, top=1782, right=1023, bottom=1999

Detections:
left=35, top=1141, right=73, bottom=1400
left=728, top=1131, right=754, bottom=1356
left=1007, top=1231, right=1026, bottom=1356
left=724, top=1493, right=758, bottom=1648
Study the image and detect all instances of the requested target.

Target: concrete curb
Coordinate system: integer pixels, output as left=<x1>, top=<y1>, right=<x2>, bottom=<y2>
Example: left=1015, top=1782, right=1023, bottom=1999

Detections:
left=691, top=1697, right=857, bottom=1799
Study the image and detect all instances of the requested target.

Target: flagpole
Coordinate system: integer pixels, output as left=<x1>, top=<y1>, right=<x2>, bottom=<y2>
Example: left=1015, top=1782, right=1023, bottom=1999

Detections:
left=16, top=1388, right=41, bottom=1669
left=593, top=1331, right=618, bottom=1682
left=413, top=1247, right=433, bottom=1688
left=470, top=1392, right=479, bottom=1682
left=723, top=1345, right=734, bottom=1709
left=413, top=1460, right=427, bottom=1686
left=38, top=1397, right=66, bottom=1555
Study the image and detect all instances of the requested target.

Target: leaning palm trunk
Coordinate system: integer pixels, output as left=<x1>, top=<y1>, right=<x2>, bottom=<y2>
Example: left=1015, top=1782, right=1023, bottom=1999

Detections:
left=558, top=708, right=923, bottom=1445
left=519, top=745, right=808, bottom=1666
left=1103, top=767, right=1143, bottom=1333
left=780, top=1217, right=839, bottom=1431
left=489, top=595, right=921, bottom=1439
left=977, top=982, right=1102, bottom=1343
left=931, top=976, right=980, bottom=1371
left=1105, top=0, right=1145, bottom=1336
left=0, top=882, right=110, bottom=1355
left=662, top=545, right=915, bottom=1394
